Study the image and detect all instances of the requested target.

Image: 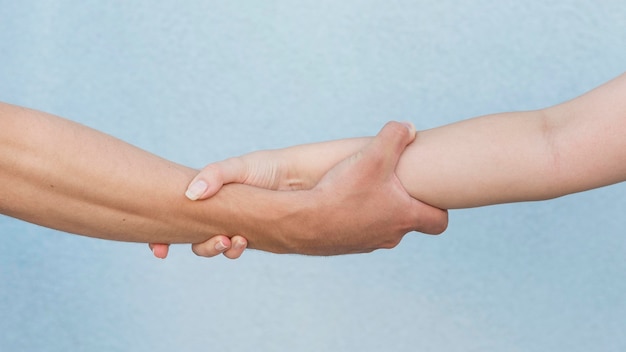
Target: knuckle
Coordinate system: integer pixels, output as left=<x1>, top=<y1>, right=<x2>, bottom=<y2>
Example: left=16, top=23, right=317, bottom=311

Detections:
left=224, top=156, right=248, bottom=183
left=201, top=163, right=223, bottom=181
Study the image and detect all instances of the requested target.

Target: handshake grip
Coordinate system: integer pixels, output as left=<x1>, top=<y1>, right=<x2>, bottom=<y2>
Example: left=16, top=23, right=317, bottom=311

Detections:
left=150, top=121, right=448, bottom=259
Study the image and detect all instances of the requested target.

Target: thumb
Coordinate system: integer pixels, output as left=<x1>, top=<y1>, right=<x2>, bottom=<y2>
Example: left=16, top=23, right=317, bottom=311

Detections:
left=364, top=121, right=416, bottom=172
left=185, top=158, right=247, bottom=200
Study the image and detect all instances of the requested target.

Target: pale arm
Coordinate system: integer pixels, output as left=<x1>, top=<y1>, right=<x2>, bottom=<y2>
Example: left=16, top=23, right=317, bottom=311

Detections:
left=397, top=72, right=626, bottom=208
left=187, top=73, right=626, bottom=210
left=181, top=72, right=626, bottom=256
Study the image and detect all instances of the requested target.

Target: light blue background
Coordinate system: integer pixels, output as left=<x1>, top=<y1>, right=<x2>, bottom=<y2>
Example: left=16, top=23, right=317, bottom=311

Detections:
left=1, top=1, right=625, bottom=351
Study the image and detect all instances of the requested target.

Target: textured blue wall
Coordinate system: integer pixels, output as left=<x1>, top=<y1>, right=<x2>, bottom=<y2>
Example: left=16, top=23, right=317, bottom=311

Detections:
left=1, top=1, right=625, bottom=351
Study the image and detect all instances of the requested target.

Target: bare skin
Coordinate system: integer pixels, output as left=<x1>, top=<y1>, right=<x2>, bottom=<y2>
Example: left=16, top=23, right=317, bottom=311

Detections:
left=156, top=72, right=626, bottom=257
left=0, top=103, right=447, bottom=255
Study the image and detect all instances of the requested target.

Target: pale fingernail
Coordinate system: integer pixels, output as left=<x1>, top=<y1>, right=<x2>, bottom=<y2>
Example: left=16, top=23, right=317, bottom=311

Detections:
left=233, top=239, right=245, bottom=250
left=185, top=180, right=208, bottom=200
left=401, top=121, right=415, bottom=131
left=401, top=121, right=416, bottom=138
left=215, top=240, right=228, bottom=252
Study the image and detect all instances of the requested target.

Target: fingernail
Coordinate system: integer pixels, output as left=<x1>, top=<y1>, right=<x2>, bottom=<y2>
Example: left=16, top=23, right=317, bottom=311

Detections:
left=401, top=121, right=414, bottom=130
left=185, top=180, right=208, bottom=200
left=215, top=240, right=228, bottom=252
left=401, top=121, right=416, bottom=139
left=233, top=239, right=245, bottom=250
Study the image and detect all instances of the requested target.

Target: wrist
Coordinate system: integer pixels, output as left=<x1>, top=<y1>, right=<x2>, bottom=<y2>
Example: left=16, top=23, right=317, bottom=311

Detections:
left=216, top=184, right=319, bottom=254
left=253, top=188, right=333, bottom=255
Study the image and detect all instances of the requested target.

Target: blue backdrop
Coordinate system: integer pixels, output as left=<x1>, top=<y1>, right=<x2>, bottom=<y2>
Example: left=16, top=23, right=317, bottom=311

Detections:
left=1, top=1, right=625, bottom=351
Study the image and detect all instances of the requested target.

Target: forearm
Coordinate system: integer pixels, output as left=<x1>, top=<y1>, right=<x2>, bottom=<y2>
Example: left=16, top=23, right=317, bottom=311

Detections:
left=0, top=102, right=230, bottom=243
left=396, top=110, right=558, bottom=209
left=269, top=75, right=626, bottom=210
left=397, top=73, right=626, bottom=209
left=260, top=112, right=560, bottom=209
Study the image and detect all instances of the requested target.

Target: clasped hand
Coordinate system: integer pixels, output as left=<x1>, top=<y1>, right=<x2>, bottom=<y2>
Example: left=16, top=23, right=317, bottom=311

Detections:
left=150, top=122, right=448, bottom=259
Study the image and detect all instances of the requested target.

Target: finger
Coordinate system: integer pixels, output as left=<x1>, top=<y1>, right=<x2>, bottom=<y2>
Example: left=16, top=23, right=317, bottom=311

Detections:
left=149, top=243, right=170, bottom=259
left=191, top=235, right=232, bottom=257
left=222, top=235, right=248, bottom=259
left=185, top=158, right=246, bottom=201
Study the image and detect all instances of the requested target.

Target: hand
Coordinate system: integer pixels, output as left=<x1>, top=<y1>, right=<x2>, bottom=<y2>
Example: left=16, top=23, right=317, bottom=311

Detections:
left=148, top=149, right=290, bottom=259
left=271, top=121, right=448, bottom=255
left=188, top=121, right=448, bottom=256
left=149, top=146, right=293, bottom=259
left=149, top=131, right=367, bottom=259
